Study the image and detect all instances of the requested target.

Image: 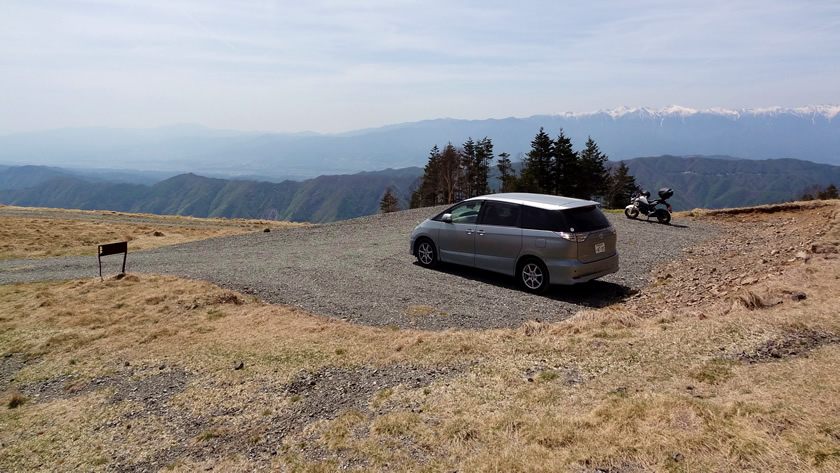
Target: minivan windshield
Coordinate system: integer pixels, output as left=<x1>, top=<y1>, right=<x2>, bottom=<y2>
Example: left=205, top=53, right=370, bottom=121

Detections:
left=522, top=205, right=610, bottom=233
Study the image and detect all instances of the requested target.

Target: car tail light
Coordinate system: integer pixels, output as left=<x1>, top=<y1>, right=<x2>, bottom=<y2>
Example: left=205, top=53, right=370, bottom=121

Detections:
left=557, top=231, right=589, bottom=242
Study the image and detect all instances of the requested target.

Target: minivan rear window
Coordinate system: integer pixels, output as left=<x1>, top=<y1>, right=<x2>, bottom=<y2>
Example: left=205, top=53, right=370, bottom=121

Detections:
left=521, top=205, right=610, bottom=233
left=560, top=205, right=611, bottom=232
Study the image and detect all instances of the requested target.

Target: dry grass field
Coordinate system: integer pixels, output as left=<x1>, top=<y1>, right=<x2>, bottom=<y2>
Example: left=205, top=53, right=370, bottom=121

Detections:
left=2, top=202, right=840, bottom=472
left=0, top=205, right=304, bottom=260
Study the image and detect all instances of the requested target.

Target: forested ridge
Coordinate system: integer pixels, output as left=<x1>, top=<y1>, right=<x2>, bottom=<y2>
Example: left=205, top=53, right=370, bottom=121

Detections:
left=407, top=128, right=638, bottom=210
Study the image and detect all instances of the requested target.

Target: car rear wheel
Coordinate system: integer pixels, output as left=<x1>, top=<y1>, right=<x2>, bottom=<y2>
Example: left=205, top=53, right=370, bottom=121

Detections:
left=415, top=239, right=438, bottom=268
left=519, top=259, right=549, bottom=294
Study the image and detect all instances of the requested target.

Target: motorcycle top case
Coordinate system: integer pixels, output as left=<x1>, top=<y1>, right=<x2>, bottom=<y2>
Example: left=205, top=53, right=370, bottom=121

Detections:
left=658, top=188, right=674, bottom=199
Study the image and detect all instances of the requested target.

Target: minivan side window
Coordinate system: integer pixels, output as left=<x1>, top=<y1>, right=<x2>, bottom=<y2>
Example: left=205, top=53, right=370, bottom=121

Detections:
left=480, top=202, right=520, bottom=227
left=448, top=201, right=483, bottom=224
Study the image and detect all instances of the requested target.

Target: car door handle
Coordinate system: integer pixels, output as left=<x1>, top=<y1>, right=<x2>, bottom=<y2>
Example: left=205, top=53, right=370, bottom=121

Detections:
left=477, top=230, right=485, bottom=236
left=465, top=229, right=473, bottom=235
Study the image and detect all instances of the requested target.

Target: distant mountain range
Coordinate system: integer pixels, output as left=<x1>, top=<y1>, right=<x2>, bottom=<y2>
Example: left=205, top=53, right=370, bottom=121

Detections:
left=2, top=156, right=839, bottom=221
left=0, top=167, right=421, bottom=223
left=1, top=105, right=838, bottom=179
left=622, top=156, right=840, bottom=210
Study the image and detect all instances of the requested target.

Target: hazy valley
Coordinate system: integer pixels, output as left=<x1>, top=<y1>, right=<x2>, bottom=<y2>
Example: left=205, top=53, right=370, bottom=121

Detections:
left=2, top=155, right=840, bottom=223
left=1, top=106, right=838, bottom=180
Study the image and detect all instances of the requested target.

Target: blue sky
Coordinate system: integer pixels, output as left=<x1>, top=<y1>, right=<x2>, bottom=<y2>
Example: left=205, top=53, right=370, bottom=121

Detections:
left=1, top=0, right=838, bottom=134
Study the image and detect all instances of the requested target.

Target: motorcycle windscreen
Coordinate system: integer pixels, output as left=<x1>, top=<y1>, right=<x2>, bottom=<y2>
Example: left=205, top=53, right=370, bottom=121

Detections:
left=558, top=206, right=617, bottom=263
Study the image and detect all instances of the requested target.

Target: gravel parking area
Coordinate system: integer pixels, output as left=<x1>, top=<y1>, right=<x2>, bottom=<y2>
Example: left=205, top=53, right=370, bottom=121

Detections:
left=0, top=207, right=718, bottom=330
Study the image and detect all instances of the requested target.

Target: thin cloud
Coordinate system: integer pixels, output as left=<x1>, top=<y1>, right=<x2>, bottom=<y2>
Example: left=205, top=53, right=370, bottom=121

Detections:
left=0, top=0, right=838, bottom=133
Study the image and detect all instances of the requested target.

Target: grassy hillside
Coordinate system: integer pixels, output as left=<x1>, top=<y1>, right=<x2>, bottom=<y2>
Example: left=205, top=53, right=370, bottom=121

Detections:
left=0, top=206, right=302, bottom=260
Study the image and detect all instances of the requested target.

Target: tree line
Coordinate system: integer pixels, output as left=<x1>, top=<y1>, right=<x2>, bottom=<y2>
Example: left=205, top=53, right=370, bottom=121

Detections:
left=381, top=128, right=638, bottom=212
left=800, top=183, right=839, bottom=201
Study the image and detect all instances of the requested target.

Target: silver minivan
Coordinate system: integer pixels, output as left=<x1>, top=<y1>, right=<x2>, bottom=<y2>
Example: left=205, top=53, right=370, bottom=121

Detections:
left=409, top=193, right=619, bottom=293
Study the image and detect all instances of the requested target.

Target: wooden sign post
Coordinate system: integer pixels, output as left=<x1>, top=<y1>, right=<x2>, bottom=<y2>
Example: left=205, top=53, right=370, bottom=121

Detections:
left=98, top=241, right=128, bottom=280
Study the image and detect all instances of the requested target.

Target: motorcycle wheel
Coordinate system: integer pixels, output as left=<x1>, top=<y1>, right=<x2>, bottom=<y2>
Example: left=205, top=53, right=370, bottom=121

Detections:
left=625, top=207, right=639, bottom=219
left=656, top=210, right=671, bottom=224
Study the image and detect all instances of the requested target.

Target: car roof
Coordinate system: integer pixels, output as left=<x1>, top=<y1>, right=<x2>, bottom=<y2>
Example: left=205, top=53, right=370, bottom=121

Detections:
left=465, top=193, right=599, bottom=210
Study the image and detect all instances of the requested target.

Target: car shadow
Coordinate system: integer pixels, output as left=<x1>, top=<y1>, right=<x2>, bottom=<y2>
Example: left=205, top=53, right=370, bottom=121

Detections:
left=415, top=261, right=634, bottom=308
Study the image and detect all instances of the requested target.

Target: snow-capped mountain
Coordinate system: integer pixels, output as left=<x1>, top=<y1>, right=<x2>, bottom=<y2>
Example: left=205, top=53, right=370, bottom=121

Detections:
left=560, top=105, right=840, bottom=121
left=0, top=105, right=838, bottom=177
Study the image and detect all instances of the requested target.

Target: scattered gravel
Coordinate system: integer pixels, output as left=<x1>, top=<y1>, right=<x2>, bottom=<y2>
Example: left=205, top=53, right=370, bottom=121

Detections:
left=0, top=207, right=719, bottom=330
left=736, top=329, right=840, bottom=364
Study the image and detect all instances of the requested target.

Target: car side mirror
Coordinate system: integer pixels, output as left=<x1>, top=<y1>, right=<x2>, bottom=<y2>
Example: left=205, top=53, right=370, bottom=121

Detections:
left=441, top=213, right=452, bottom=223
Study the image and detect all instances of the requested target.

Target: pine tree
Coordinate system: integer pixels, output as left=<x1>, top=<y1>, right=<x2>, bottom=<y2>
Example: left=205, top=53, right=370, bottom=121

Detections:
left=379, top=187, right=399, bottom=213
left=474, top=137, right=494, bottom=196
left=408, top=177, right=424, bottom=208
left=496, top=152, right=517, bottom=193
left=520, top=127, right=554, bottom=193
left=460, top=138, right=477, bottom=198
left=410, top=145, right=442, bottom=208
left=576, top=136, right=611, bottom=200
left=552, top=129, right=578, bottom=196
left=437, top=143, right=461, bottom=204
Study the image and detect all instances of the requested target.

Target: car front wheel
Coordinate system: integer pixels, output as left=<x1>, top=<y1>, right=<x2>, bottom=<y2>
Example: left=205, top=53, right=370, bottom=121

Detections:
left=415, top=239, right=438, bottom=268
left=519, top=259, right=549, bottom=294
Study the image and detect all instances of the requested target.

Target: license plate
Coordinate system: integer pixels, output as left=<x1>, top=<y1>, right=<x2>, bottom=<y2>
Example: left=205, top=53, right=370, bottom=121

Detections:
left=595, top=242, right=605, bottom=254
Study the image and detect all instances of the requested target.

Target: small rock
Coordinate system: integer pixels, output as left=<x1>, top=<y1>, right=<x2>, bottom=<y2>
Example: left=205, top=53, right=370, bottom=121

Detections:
left=673, top=452, right=684, bottom=462
left=159, top=364, right=166, bottom=370
left=233, top=361, right=244, bottom=370
left=790, top=292, right=807, bottom=302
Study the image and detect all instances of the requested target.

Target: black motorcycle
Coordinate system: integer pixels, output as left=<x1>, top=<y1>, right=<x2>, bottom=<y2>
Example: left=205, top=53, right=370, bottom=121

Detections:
left=625, top=188, right=673, bottom=224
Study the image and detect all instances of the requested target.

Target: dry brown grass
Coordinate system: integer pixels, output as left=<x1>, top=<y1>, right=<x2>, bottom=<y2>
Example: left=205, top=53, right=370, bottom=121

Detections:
left=0, top=206, right=304, bottom=260
left=2, top=203, right=840, bottom=472
left=675, top=199, right=838, bottom=221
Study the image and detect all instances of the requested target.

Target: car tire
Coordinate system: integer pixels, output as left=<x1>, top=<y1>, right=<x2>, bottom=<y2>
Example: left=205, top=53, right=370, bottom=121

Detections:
left=415, top=239, right=438, bottom=268
left=625, top=207, right=639, bottom=219
left=519, top=258, right=550, bottom=294
left=656, top=210, right=671, bottom=224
